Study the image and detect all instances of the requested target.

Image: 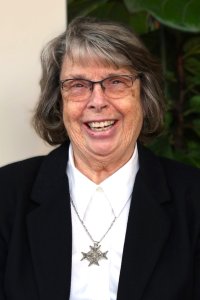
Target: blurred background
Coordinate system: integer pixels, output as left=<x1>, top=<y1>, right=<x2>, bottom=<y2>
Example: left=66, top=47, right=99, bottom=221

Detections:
left=1, top=0, right=200, bottom=167
left=0, top=0, right=66, bottom=166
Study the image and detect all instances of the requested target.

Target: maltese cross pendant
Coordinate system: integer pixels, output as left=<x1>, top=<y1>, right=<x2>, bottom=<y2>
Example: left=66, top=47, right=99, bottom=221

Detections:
left=81, top=243, right=108, bottom=266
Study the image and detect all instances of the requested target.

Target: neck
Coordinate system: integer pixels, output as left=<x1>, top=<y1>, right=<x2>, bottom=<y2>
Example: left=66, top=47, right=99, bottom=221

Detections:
left=72, top=145, right=136, bottom=184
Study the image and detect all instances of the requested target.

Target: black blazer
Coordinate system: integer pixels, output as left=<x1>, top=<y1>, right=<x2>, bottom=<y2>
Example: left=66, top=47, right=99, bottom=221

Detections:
left=0, top=142, right=200, bottom=300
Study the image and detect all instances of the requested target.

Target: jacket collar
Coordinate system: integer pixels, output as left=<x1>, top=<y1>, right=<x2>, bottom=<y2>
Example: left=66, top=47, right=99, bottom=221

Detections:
left=117, top=144, right=171, bottom=300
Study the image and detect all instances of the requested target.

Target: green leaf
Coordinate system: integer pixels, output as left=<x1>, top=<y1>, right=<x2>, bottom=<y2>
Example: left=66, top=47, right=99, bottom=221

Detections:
left=183, top=37, right=200, bottom=55
left=124, top=0, right=200, bottom=32
left=184, top=96, right=200, bottom=116
left=86, top=2, right=130, bottom=23
left=190, top=96, right=200, bottom=110
left=68, top=0, right=108, bottom=21
left=185, top=58, right=200, bottom=75
left=186, top=141, right=200, bottom=167
left=193, top=119, right=200, bottom=136
left=129, top=12, right=149, bottom=34
left=68, top=0, right=137, bottom=25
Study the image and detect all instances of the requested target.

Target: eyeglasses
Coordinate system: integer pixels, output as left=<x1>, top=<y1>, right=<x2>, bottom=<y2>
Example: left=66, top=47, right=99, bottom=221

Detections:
left=60, top=74, right=139, bottom=102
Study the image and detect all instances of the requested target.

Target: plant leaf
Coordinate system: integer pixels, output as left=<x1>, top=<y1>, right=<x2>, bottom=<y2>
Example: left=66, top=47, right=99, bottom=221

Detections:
left=68, top=0, right=108, bottom=21
left=193, top=119, right=200, bottom=136
left=189, top=96, right=200, bottom=110
left=124, top=0, right=200, bottom=32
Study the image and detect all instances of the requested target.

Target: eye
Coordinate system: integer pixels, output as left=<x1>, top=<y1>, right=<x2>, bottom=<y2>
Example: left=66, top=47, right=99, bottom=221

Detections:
left=70, top=80, right=87, bottom=89
left=62, top=79, right=90, bottom=91
left=110, top=78, right=123, bottom=85
left=107, top=76, right=131, bottom=87
left=111, top=76, right=133, bottom=87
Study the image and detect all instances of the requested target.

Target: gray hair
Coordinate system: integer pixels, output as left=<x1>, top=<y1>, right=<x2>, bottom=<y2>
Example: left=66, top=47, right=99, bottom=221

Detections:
left=33, top=16, right=165, bottom=145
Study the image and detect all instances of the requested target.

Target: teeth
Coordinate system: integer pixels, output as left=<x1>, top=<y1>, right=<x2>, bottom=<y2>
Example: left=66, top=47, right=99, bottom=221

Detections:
left=88, top=120, right=115, bottom=131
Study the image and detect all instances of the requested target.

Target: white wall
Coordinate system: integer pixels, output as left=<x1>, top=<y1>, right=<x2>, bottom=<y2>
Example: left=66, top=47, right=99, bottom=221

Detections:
left=0, top=0, right=66, bottom=166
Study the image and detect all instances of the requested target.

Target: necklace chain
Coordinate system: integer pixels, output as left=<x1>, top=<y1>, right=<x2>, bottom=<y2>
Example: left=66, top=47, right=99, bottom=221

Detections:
left=70, top=197, right=117, bottom=244
left=70, top=194, right=130, bottom=245
left=70, top=195, right=131, bottom=266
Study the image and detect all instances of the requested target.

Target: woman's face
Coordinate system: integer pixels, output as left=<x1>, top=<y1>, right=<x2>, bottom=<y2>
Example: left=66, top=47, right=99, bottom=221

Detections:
left=60, top=58, right=143, bottom=168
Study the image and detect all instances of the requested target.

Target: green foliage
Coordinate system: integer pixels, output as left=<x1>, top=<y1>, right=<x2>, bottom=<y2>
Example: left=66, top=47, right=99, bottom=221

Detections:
left=149, top=29, right=200, bottom=167
left=124, top=0, right=200, bottom=32
left=68, top=0, right=150, bottom=33
left=68, top=0, right=200, bottom=168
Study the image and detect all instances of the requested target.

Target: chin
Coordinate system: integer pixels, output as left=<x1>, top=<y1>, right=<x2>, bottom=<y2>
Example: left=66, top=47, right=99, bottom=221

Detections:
left=87, top=143, right=119, bottom=158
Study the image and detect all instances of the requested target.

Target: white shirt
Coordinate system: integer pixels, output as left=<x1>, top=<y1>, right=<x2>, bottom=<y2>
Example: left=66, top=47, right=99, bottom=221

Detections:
left=67, top=144, right=139, bottom=300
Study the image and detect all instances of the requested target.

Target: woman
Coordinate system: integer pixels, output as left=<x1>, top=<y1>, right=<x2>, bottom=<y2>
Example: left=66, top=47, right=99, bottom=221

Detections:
left=0, top=16, right=199, bottom=300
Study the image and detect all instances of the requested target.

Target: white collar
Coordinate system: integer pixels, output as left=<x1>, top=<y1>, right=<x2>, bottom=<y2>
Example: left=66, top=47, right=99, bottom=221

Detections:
left=67, top=144, right=139, bottom=219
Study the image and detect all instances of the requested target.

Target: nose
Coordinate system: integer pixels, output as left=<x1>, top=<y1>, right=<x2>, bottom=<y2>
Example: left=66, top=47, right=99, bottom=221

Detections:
left=86, top=83, right=108, bottom=111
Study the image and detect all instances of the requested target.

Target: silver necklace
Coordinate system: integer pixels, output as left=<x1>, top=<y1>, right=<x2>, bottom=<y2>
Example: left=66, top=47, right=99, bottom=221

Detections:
left=70, top=195, right=130, bottom=266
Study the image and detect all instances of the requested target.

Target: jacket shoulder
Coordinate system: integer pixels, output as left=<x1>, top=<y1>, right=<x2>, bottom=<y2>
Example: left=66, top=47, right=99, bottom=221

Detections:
left=0, top=156, right=45, bottom=213
left=139, top=144, right=200, bottom=185
left=0, top=156, right=45, bottom=243
left=0, top=156, right=44, bottom=186
left=158, top=156, right=200, bottom=185
left=139, top=144, right=200, bottom=202
left=158, top=156, right=200, bottom=215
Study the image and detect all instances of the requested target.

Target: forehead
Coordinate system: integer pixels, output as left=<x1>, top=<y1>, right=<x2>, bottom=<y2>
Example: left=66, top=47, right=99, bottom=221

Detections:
left=60, top=55, right=132, bottom=79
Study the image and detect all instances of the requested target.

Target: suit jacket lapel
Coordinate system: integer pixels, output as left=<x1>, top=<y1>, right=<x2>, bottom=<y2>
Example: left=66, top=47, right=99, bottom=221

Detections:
left=117, top=145, right=172, bottom=300
left=26, top=142, right=72, bottom=300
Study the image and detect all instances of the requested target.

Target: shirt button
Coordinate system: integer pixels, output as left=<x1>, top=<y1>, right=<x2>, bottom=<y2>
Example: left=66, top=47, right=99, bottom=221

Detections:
left=96, top=186, right=103, bottom=192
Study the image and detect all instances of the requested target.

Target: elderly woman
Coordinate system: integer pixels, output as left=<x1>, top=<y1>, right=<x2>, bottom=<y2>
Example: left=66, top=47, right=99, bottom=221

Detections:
left=0, top=16, right=200, bottom=300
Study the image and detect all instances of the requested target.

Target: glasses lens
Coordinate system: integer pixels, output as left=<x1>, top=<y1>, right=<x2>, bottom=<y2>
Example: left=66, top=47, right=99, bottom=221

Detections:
left=61, top=75, right=135, bottom=101
left=103, top=75, right=133, bottom=98
left=62, top=79, right=91, bottom=101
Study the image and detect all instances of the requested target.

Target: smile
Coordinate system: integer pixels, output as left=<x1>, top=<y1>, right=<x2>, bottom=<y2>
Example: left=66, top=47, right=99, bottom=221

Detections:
left=87, top=120, right=116, bottom=131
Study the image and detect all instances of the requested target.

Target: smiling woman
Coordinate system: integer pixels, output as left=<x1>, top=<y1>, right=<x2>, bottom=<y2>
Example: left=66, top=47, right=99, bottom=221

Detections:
left=60, top=61, right=143, bottom=182
left=33, top=17, right=165, bottom=147
left=0, top=16, right=200, bottom=300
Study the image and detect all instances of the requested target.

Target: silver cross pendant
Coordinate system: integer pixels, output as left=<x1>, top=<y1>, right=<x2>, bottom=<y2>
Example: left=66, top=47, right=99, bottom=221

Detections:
left=81, top=243, right=108, bottom=266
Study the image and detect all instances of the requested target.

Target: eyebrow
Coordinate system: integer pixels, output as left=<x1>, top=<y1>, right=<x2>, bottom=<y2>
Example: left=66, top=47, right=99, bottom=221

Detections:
left=66, top=74, right=88, bottom=79
left=61, top=72, right=131, bottom=80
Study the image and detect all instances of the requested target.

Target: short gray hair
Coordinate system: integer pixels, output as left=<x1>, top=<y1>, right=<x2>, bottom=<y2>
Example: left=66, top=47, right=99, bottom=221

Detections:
left=33, top=16, right=165, bottom=145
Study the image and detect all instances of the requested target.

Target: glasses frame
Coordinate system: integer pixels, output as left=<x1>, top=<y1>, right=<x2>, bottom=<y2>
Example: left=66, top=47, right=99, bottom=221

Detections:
left=60, top=74, right=140, bottom=101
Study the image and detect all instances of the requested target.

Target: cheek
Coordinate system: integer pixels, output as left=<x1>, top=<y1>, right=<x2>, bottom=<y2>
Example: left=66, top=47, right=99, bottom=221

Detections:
left=62, top=101, right=84, bottom=134
left=63, top=100, right=79, bottom=122
left=123, top=97, right=143, bottom=123
left=132, top=103, right=143, bottom=130
left=124, top=100, right=144, bottom=138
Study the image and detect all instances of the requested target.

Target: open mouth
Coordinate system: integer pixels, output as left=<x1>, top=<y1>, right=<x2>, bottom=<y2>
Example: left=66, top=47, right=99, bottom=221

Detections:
left=87, top=120, right=116, bottom=132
